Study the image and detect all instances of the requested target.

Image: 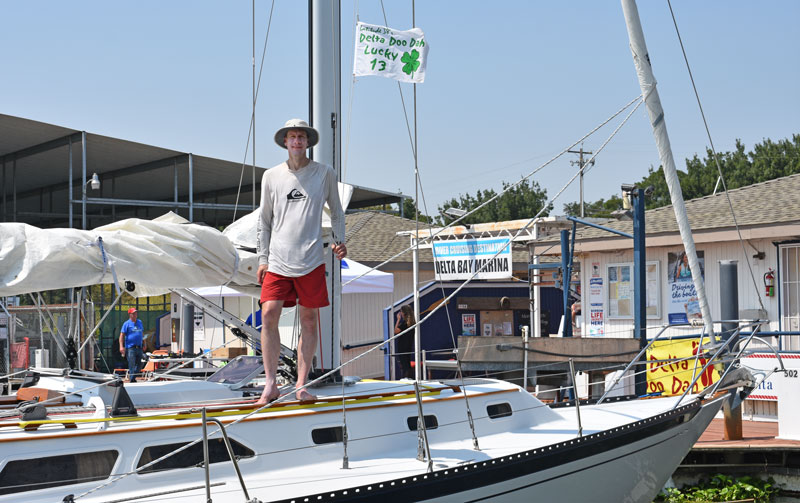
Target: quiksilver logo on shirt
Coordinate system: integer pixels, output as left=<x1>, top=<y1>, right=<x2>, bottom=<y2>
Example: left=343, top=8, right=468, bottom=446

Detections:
left=287, top=189, right=306, bottom=202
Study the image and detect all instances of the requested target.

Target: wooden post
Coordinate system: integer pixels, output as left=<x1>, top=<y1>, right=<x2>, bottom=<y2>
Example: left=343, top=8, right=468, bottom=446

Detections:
left=722, top=399, right=743, bottom=440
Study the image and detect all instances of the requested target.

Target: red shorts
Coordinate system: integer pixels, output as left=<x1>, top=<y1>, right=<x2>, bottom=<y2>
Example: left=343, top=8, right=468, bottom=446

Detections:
left=260, top=264, right=329, bottom=308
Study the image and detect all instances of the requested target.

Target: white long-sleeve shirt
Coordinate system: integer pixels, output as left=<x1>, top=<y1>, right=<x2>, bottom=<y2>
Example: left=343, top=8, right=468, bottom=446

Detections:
left=256, top=160, right=345, bottom=277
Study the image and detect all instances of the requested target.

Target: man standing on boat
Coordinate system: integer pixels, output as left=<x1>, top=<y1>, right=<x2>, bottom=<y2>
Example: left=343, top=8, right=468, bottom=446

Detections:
left=255, top=118, right=346, bottom=405
left=119, top=307, right=144, bottom=383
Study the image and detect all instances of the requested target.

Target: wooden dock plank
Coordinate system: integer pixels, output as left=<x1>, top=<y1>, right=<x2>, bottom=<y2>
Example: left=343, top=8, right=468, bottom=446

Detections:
left=695, top=419, right=800, bottom=450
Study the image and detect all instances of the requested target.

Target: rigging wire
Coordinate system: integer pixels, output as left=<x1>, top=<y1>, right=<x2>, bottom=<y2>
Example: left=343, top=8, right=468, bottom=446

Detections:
left=370, top=1, right=480, bottom=446
left=665, top=0, right=766, bottom=313
left=255, top=95, right=648, bottom=412
left=252, top=0, right=256, bottom=212
left=343, top=96, right=645, bottom=337
left=67, top=340, right=741, bottom=500
left=340, top=95, right=644, bottom=291
left=379, top=1, right=418, bottom=160
left=75, top=83, right=645, bottom=503
left=231, top=0, right=277, bottom=223
left=332, top=102, right=643, bottom=391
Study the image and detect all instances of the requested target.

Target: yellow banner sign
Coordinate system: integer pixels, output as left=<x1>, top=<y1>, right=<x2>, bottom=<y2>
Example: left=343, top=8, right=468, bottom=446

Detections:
left=646, top=338, right=720, bottom=396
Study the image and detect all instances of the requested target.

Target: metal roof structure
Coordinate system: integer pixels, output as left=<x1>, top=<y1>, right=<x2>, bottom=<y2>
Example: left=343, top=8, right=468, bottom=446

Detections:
left=0, top=113, right=405, bottom=229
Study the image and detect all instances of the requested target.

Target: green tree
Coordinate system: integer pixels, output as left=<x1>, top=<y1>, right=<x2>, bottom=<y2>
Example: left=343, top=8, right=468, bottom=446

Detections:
left=400, top=197, right=433, bottom=223
left=563, top=195, right=625, bottom=218
left=357, top=197, right=432, bottom=223
left=436, top=178, right=551, bottom=225
left=567, top=134, right=800, bottom=212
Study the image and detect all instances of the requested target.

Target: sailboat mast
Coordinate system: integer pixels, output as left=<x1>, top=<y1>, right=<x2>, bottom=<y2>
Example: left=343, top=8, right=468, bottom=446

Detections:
left=412, top=0, right=422, bottom=382
left=620, top=0, right=715, bottom=338
left=310, top=0, right=343, bottom=371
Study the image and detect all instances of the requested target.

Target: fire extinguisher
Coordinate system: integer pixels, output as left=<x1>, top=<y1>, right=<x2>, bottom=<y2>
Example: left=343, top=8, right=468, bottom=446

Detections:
left=764, top=268, right=775, bottom=297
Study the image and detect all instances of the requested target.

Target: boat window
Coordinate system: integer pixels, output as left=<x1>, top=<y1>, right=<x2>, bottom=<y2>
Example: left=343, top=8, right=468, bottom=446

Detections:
left=487, top=402, right=513, bottom=419
left=406, top=415, right=438, bottom=431
left=311, top=426, right=345, bottom=445
left=0, top=450, right=118, bottom=495
left=137, top=439, right=254, bottom=474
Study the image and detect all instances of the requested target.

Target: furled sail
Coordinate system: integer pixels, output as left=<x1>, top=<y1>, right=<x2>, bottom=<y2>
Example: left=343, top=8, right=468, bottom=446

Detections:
left=0, top=212, right=257, bottom=297
left=621, top=0, right=715, bottom=337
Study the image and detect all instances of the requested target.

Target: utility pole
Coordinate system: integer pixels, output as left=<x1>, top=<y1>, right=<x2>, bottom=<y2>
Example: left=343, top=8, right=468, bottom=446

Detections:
left=569, top=146, right=594, bottom=217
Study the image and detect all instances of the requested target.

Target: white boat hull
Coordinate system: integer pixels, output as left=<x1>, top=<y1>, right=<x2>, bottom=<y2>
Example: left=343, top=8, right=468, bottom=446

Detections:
left=422, top=398, right=722, bottom=503
left=0, top=378, right=725, bottom=503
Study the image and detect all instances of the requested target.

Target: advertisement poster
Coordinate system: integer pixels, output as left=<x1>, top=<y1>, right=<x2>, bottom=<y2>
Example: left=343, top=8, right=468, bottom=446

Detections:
left=646, top=337, right=720, bottom=396
left=645, top=262, right=661, bottom=318
left=432, top=238, right=512, bottom=281
left=667, top=251, right=705, bottom=324
left=461, top=314, right=476, bottom=336
left=607, top=264, right=632, bottom=318
left=483, top=323, right=492, bottom=337
left=588, top=261, right=604, bottom=336
left=193, top=309, right=205, bottom=339
left=607, top=262, right=661, bottom=319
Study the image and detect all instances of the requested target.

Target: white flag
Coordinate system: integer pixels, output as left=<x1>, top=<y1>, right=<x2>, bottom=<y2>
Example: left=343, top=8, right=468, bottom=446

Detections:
left=353, top=22, right=428, bottom=83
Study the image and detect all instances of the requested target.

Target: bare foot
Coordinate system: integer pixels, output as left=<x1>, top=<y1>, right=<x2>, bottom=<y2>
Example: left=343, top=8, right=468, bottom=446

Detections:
left=255, top=383, right=280, bottom=407
left=295, top=387, right=316, bottom=402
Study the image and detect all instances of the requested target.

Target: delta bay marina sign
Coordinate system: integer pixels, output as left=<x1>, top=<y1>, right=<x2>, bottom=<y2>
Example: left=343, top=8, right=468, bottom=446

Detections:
left=432, top=237, right=512, bottom=281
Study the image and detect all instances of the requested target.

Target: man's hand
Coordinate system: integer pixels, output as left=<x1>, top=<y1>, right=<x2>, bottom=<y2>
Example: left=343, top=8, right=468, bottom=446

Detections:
left=120, top=346, right=125, bottom=356
left=257, top=264, right=269, bottom=284
left=332, top=242, right=347, bottom=260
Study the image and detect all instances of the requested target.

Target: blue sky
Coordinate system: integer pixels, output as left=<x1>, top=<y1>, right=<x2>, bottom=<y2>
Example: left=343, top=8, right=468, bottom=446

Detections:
left=2, top=1, right=798, bottom=217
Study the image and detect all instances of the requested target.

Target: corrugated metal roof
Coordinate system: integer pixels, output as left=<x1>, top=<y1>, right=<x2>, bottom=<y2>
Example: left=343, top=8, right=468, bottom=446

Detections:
left=0, top=113, right=403, bottom=227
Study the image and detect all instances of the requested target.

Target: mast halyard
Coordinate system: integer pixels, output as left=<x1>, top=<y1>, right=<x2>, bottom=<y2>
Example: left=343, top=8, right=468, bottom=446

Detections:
left=620, top=0, right=715, bottom=339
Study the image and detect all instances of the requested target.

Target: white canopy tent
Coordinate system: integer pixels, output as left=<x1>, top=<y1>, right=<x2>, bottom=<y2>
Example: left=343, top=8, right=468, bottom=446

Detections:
left=190, top=258, right=393, bottom=298
left=341, top=259, right=393, bottom=294
left=189, top=258, right=393, bottom=356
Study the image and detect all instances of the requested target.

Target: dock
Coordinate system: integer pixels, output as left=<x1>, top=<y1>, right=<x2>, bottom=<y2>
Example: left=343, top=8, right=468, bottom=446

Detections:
left=672, top=418, right=800, bottom=495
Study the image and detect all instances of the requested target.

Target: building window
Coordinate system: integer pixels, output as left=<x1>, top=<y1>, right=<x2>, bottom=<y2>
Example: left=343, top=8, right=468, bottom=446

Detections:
left=606, top=261, right=660, bottom=319
left=407, top=415, right=438, bottom=430
left=780, top=244, right=800, bottom=351
left=0, top=450, right=118, bottom=494
left=137, top=439, right=254, bottom=474
left=487, top=402, right=513, bottom=419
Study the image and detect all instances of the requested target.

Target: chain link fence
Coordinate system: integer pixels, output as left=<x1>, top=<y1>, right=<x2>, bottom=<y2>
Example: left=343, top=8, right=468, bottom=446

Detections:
left=1, top=299, right=169, bottom=378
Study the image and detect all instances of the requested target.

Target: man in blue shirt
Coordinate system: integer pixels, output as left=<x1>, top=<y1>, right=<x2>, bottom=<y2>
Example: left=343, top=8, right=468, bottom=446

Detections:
left=119, top=307, right=144, bottom=383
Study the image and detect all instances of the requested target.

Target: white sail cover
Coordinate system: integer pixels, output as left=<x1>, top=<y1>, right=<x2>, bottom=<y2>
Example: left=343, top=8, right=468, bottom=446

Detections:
left=1, top=182, right=356, bottom=298
left=1, top=181, right=358, bottom=298
left=0, top=213, right=257, bottom=297
left=621, top=0, right=714, bottom=337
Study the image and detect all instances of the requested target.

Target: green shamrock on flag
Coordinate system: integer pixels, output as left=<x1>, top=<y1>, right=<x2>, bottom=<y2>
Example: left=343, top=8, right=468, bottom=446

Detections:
left=401, top=49, right=421, bottom=76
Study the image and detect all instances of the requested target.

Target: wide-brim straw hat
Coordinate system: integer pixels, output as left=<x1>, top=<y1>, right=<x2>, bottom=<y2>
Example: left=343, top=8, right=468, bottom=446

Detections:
left=274, top=118, right=319, bottom=149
